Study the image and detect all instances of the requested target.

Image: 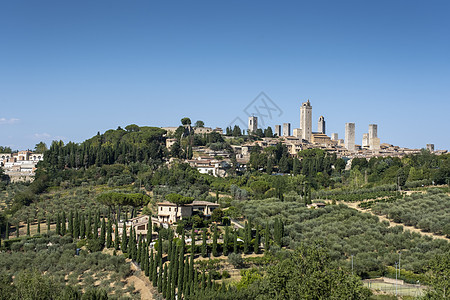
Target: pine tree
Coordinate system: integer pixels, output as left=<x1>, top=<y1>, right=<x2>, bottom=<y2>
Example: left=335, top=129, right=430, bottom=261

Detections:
left=100, top=217, right=106, bottom=247
left=61, top=211, right=66, bottom=235
left=223, top=225, right=229, bottom=256
left=122, top=223, right=128, bottom=253
left=212, top=225, right=218, bottom=257
left=56, top=214, right=61, bottom=236
left=201, top=230, right=207, bottom=257
left=68, top=211, right=73, bottom=236
left=37, top=218, right=40, bottom=234
left=106, top=218, right=112, bottom=248
left=254, top=225, right=260, bottom=254
left=26, top=219, right=30, bottom=236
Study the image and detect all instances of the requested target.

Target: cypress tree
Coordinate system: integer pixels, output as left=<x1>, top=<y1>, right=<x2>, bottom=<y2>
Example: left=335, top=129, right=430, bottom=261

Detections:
left=93, top=211, right=99, bottom=239
left=61, top=211, right=66, bottom=235
left=144, top=245, right=150, bottom=277
left=121, top=223, right=128, bottom=253
left=264, top=221, right=270, bottom=251
left=157, top=260, right=163, bottom=293
left=106, top=218, right=112, bottom=248
left=247, top=220, right=253, bottom=254
left=191, top=226, right=195, bottom=255
left=56, top=214, right=61, bottom=236
left=157, top=233, right=163, bottom=264
left=162, top=264, right=168, bottom=298
left=127, top=228, right=133, bottom=257
left=46, top=216, right=50, bottom=233
left=146, top=219, right=152, bottom=245
left=152, top=252, right=158, bottom=287
left=68, top=211, right=73, bottom=236
left=254, top=225, right=260, bottom=254
left=207, top=270, right=212, bottom=289
left=37, top=218, right=41, bottom=235
left=178, top=246, right=185, bottom=293
left=171, top=255, right=177, bottom=300
left=80, top=214, right=86, bottom=239
left=194, top=268, right=199, bottom=289
left=73, top=211, right=79, bottom=239
left=212, top=225, right=218, bottom=257
left=15, top=221, right=19, bottom=238
left=149, top=248, right=154, bottom=280
left=168, top=229, right=173, bottom=261
left=223, top=225, right=229, bottom=256
left=201, top=230, right=207, bottom=257
left=115, top=222, right=120, bottom=250
left=183, top=258, right=189, bottom=297
left=201, top=269, right=206, bottom=290
left=100, top=217, right=106, bottom=247
left=172, top=245, right=179, bottom=289
left=189, top=252, right=194, bottom=283
left=243, top=221, right=249, bottom=254
left=86, top=213, right=93, bottom=239
left=26, top=218, right=30, bottom=236
left=5, top=221, right=8, bottom=240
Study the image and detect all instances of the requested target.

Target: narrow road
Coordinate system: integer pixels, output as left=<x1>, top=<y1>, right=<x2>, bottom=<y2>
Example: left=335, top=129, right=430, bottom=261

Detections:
left=342, top=201, right=449, bottom=242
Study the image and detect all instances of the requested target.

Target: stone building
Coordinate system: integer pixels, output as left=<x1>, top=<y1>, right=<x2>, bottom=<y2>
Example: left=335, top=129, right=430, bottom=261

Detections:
left=345, top=123, right=356, bottom=151
left=157, top=200, right=220, bottom=224
left=300, top=100, right=312, bottom=142
left=248, top=116, right=257, bottom=133
left=317, top=116, right=325, bottom=134
left=369, top=124, right=380, bottom=150
left=274, top=125, right=282, bottom=137
left=283, top=123, right=291, bottom=137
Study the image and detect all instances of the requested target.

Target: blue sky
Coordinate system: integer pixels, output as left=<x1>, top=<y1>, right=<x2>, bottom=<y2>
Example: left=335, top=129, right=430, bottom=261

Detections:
left=1, top=1, right=449, bottom=151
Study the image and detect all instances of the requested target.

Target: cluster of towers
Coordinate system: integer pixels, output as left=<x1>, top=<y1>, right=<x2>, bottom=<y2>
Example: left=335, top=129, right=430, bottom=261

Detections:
left=248, top=99, right=381, bottom=152
left=345, top=123, right=380, bottom=151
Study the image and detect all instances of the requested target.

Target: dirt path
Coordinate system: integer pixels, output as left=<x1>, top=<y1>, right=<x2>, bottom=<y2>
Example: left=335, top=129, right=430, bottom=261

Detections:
left=127, top=261, right=157, bottom=300
left=342, top=201, right=450, bottom=242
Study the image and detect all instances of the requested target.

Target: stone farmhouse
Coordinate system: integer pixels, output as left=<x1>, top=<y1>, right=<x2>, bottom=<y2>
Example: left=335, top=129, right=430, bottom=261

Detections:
left=157, top=200, right=220, bottom=224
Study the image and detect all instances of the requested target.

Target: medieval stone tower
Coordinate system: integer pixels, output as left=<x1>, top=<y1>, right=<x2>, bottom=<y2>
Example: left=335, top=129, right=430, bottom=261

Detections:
left=318, top=116, right=325, bottom=134
left=345, top=122, right=356, bottom=151
left=300, top=100, right=312, bottom=141
left=248, top=116, right=257, bottom=133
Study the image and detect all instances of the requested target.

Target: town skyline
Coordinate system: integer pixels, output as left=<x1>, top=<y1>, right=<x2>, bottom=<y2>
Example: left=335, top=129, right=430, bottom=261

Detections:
left=1, top=1, right=449, bottom=150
